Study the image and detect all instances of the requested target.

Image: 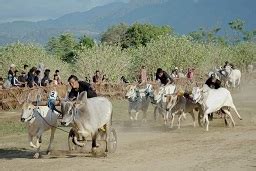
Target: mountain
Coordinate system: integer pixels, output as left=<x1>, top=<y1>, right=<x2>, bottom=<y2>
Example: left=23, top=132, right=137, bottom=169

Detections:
left=0, top=0, right=255, bottom=45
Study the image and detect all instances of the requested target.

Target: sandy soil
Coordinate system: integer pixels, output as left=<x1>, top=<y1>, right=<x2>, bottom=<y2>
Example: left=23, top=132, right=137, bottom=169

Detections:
left=0, top=78, right=256, bottom=171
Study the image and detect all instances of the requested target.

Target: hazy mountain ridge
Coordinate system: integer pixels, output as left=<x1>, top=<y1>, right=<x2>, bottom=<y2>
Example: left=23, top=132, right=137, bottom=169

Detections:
left=0, top=0, right=255, bottom=45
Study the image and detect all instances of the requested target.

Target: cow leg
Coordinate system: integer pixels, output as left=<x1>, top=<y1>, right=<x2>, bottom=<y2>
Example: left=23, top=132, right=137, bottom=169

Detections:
left=105, top=122, right=110, bottom=152
left=46, top=127, right=56, bottom=154
left=153, top=106, right=158, bottom=120
left=29, top=135, right=37, bottom=148
left=170, top=113, right=175, bottom=128
left=128, top=111, right=133, bottom=120
left=142, top=111, right=147, bottom=123
left=33, top=136, right=41, bottom=159
left=191, top=109, right=197, bottom=127
left=203, top=111, right=210, bottom=131
left=135, top=111, right=139, bottom=121
left=222, top=109, right=235, bottom=127
left=91, top=132, right=99, bottom=155
left=177, top=112, right=184, bottom=129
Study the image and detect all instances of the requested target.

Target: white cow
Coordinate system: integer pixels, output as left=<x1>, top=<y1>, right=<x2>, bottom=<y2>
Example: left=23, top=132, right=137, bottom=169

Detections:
left=20, top=103, right=58, bottom=158
left=225, top=65, right=241, bottom=88
left=153, top=84, right=176, bottom=125
left=125, top=84, right=154, bottom=121
left=61, top=92, right=113, bottom=153
left=192, top=84, right=242, bottom=131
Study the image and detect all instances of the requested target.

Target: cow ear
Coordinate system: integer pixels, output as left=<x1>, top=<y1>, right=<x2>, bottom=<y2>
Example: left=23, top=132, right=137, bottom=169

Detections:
left=77, top=91, right=87, bottom=103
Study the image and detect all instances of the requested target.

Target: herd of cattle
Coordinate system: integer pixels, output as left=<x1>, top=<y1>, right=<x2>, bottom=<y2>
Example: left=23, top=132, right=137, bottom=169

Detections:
left=19, top=65, right=250, bottom=158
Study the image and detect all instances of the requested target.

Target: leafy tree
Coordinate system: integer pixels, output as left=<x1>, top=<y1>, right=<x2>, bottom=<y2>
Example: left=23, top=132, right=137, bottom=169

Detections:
left=229, top=18, right=256, bottom=42
left=121, top=23, right=172, bottom=48
left=101, top=23, right=129, bottom=46
left=46, top=33, right=77, bottom=63
left=189, top=27, right=226, bottom=44
left=77, top=35, right=95, bottom=49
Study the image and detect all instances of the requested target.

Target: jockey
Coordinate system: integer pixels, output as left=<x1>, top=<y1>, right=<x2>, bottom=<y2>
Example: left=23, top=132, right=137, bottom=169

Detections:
left=47, top=90, right=62, bottom=114
left=155, top=68, right=174, bottom=86
left=205, top=73, right=221, bottom=89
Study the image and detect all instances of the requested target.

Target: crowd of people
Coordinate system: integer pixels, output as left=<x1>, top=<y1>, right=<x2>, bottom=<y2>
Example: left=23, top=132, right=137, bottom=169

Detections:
left=1, top=61, right=234, bottom=93
left=3, top=63, right=62, bottom=89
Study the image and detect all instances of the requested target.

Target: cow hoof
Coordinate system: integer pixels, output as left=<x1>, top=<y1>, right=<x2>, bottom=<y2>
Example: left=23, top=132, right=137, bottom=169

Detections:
left=46, top=150, right=51, bottom=155
left=33, top=153, right=40, bottom=159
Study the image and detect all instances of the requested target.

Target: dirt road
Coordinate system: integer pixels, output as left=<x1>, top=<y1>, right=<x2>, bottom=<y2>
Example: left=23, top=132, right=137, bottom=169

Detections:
left=0, top=81, right=256, bottom=171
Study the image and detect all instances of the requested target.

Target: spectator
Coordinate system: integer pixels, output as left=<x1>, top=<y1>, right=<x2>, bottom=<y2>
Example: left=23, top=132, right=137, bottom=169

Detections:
left=55, top=70, right=62, bottom=84
left=102, top=74, right=109, bottom=83
left=37, top=63, right=45, bottom=85
left=41, top=69, right=51, bottom=86
left=187, top=68, right=194, bottom=81
left=23, top=64, right=29, bottom=80
left=53, top=74, right=59, bottom=85
left=7, top=64, right=16, bottom=84
left=12, top=70, right=22, bottom=87
left=171, top=67, right=179, bottom=79
left=92, top=70, right=101, bottom=83
left=27, top=67, right=37, bottom=88
left=34, top=70, right=41, bottom=86
left=18, top=71, right=27, bottom=87
left=139, top=66, right=147, bottom=85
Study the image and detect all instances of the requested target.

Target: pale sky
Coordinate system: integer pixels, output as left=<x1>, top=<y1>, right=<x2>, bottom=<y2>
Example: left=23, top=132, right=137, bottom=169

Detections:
left=0, top=0, right=128, bottom=23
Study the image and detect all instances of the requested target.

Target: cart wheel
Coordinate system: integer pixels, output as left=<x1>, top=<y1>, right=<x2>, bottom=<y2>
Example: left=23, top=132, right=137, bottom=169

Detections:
left=107, top=128, right=117, bottom=153
left=198, top=112, right=204, bottom=127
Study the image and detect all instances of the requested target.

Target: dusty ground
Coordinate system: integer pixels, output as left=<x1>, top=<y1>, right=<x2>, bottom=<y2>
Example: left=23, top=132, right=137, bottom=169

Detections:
left=0, top=77, right=256, bottom=171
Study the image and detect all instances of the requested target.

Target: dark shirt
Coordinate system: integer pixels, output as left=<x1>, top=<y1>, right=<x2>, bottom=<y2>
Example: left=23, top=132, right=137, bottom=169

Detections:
left=156, top=71, right=173, bottom=85
left=68, top=81, right=97, bottom=100
left=205, top=77, right=221, bottom=89
left=8, top=70, right=14, bottom=84
left=41, top=76, right=50, bottom=86
left=27, top=72, right=35, bottom=88
left=34, top=76, right=40, bottom=85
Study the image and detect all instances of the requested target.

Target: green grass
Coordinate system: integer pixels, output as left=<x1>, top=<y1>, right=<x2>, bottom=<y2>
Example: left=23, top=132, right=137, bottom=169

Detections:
left=0, top=120, right=26, bottom=137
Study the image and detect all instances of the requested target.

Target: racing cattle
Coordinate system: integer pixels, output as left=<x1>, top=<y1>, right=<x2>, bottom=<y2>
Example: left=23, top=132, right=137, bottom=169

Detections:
left=191, top=84, right=242, bottom=131
left=225, top=65, right=241, bottom=88
left=20, top=103, right=58, bottom=158
left=165, top=92, right=203, bottom=128
left=125, top=84, right=154, bottom=121
left=153, top=84, right=176, bottom=125
left=61, top=91, right=113, bottom=153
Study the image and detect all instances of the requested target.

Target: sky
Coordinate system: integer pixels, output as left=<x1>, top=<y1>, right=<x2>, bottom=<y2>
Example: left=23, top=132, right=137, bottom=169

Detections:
left=0, top=0, right=129, bottom=23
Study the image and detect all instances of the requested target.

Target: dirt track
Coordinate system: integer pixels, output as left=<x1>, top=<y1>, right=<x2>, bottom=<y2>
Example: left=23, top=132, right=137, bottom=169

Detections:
left=0, top=79, right=256, bottom=171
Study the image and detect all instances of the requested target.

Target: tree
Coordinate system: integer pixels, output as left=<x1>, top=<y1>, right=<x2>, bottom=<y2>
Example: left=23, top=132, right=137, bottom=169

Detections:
left=101, top=23, right=129, bottom=46
left=46, top=33, right=77, bottom=63
left=229, top=18, right=256, bottom=42
left=78, top=35, right=95, bottom=49
left=121, top=23, right=172, bottom=48
left=189, top=27, right=226, bottom=44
